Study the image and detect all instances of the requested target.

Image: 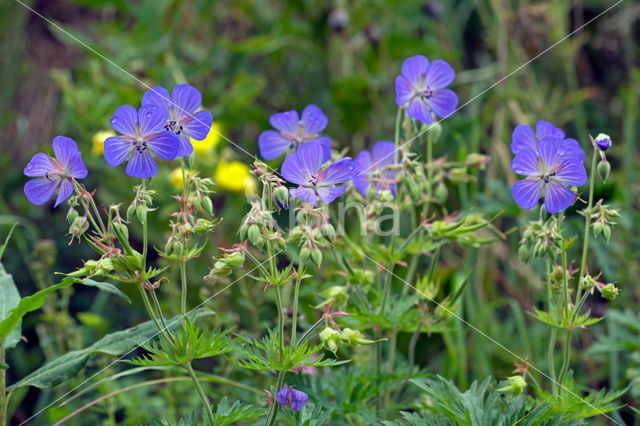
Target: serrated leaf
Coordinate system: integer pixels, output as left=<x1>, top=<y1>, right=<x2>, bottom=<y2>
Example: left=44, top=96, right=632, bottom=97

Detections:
left=7, top=308, right=213, bottom=391
left=82, top=279, right=131, bottom=303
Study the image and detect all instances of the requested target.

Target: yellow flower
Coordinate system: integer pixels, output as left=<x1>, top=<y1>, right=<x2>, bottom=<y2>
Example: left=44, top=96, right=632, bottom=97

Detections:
left=169, top=168, right=195, bottom=191
left=215, top=161, right=257, bottom=195
left=91, top=130, right=115, bottom=155
left=192, top=122, right=222, bottom=156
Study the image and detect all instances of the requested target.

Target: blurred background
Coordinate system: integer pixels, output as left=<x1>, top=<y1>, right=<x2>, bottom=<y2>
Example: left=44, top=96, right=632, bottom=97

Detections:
left=1, top=0, right=639, bottom=424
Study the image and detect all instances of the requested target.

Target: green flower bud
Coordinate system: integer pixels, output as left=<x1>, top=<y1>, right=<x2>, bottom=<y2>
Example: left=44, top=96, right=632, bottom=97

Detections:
left=319, top=327, right=340, bottom=353
left=497, top=375, right=527, bottom=395
left=434, top=182, right=448, bottom=204
left=66, top=207, right=79, bottom=224
left=311, top=248, right=323, bottom=267
left=579, top=275, right=597, bottom=292
left=340, top=328, right=376, bottom=345
left=226, top=251, right=245, bottom=268
left=321, top=223, right=336, bottom=242
left=449, top=167, right=468, bottom=184
left=247, top=225, right=261, bottom=245
left=601, top=283, right=619, bottom=300
left=602, top=224, right=611, bottom=242
left=597, top=160, right=611, bottom=182
left=518, top=244, right=530, bottom=263
left=135, top=205, right=146, bottom=224
left=273, top=185, right=289, bottom=208
left=69, top=216, right=89, bottom=240
left=201, top=196, right=213, bottom=216
left=300, top=247, right=311, bottom=263
left=593, top=221, right=603, bottom=237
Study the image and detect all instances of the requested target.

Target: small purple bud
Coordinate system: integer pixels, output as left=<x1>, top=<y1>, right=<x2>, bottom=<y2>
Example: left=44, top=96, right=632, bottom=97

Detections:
left=275, top=386, right=308, bottom=411
left=595, top=133, right=611, bottom=151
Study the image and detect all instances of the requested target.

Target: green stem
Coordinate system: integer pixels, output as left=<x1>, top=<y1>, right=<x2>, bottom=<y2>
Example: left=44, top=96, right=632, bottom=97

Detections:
left=137, top=285, right=174, bottom=347
left=290, top=270, right=303, bottom=346
left=275, top=286, right=285, bottom=353
left=545, top=259, right=558, bottom=396
left=1, top=342, right=6, bottom=426
left=179, top=261, right=188, bottom=316
left=141, top=179, right=148, bottom=273
left=561, top=250, right=569, bottom=323
left=184, top=362, right=214, bottom=425
left=557, top=329, right=573, bottom=393
left=393, top=108, right=403, bottom=164
left=265, top=371, right=285, bottom=426
left=575, top=143, right=598, bottom=304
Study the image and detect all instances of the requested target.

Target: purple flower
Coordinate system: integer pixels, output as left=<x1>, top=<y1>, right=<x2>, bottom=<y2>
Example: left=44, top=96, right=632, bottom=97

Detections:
left=353, top=141, right=398, bottom=197
left=395, top=55, right=458, bottom=124
left=23, top=136, right=88, bottom=207
left=511, top=120, right=585, bottom=161
left=142, top=84, right=213, bottom=157
left=104, top=105, right=180, bottom=179
left=258, top=105, right=332, bottom=162
left=281, top=142, right=354, bottom=207
left=511, top=137, right=587, bottom=214
left=595, top=133, right=611, bottom=151
left=275, top=386, right=308, bottom=411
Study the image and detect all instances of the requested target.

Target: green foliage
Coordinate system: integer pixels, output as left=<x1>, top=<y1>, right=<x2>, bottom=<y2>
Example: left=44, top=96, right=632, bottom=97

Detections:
left=82, top=278, right=131, bottom=304
left=408, top=376, right=564, bottom=425
left=230, top=330, right=349, bottom=372
left=7, top=308, right=213, bottom=391
left=0, top=264, right=21, bottom=350
left=129, top=319, right=230, bottom=367
left=0, top=277, right=77, bottom=343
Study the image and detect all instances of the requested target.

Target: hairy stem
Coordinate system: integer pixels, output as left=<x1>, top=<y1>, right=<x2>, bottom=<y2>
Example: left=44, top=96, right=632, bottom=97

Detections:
left=179, top=261, right=188, bottom=316
left=575, top=142, right=598, bottom=304
left=265, top=371, right=285, bottom=426
left=1, top=341, right=6, bottom=426
left=184, top=362, right=214, bottom=425
left=290, top=270, right=303, bottom=346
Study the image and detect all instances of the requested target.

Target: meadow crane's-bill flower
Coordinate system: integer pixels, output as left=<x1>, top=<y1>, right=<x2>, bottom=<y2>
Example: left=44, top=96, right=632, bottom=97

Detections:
left=275, top=386, right=308, bottom=411
left=395, top=55, right=458, bottom=124
left=281, top=141, right=354, bottom=206
left=141, top=84, right=213, bottom=157
left=23, top=136, right=88, bottom=207
left=258, top=104, right=332, bottom=162
left=511, top=136, right=586, bottom=214
left=104, top=104, right=180, bottom=179
left=353, top=141, right=398, bottom=197
left=511, top=120, right=585, bottom=161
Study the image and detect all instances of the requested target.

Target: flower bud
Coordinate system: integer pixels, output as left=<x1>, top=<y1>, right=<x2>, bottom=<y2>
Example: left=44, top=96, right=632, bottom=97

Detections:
left=600, top=283, right=619, bottom=300
left=497, top=375, right=527, bottom=395
left=135, top=205, right=146, bottom=224
left=319, top=327, right=341, bottom=353
left=597, top=159, right=611, bottom=182
left=300, top=247, right=311, bottom=264
left=247, top=225, right=261, bottom=246
left=518, top=244, right=530, bottom=263
left=273, top=186, right=289, bottom=209
left=602, top=224, right=611, bottom=242
left=449, top=167, right=468, bottom=184
left=226, top=251, right=245, bottom=268
left=69, top=216, right=89, bottom=240
left=579, top=275, right=597, bottom=292
left=595, top=133, right=611, bottom=151
left=66, top=207, right=79, bottom=224
left=340, top=328, right=376, bottom=345
left=310, top=248, right=323, bottom=267
left=464, top=153, right=489, bottom=170
left=194, top=219, right=215, bottom=234
left=321, top=223, right=336, bottom=242
left=201, top=196, right=213, bottom=216
left=593, top=221, right=603, bottom=237
left=434, top=182, right=448, bottom=204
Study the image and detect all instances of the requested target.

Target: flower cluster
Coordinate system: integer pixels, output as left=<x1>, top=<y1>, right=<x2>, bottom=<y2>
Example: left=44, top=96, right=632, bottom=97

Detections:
left=510, top=121, right=587, bottom=214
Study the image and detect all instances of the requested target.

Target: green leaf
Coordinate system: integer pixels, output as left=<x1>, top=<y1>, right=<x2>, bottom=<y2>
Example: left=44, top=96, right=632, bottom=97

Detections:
left=82, top=279, right=131, bottom=303
left=0, top=277, right=77, bottom=342
left=7, top=308, right=213, bottom=391
left=0, top=264, right=21, bottom=349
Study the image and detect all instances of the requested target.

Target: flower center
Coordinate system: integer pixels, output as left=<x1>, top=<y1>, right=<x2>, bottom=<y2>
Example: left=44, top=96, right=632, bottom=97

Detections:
left=164, top=120, right=185, bottom=135
left=132, top=137, right=149, bottom=153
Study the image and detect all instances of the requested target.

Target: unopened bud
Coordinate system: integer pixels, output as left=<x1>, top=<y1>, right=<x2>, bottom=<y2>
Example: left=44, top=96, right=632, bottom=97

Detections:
left=497, top=375, right=527, bottom=395
left=597, top=160, right=611, bottom=182
left=319, top=327, right=340, bottom=353
left=580, top=275, right=597, bottom=292
left=595, top=133, right=611, bottom=151
left=321, top=223, right=336, bottom=242
left=273, top=186, right=289, bottom=209
left=69, top=216, right=89, bottom=239
left=310, top=248, right=322, bottom=267
left=601, top=283, right=619, bottom=300
left=518, top=244, right=530, bottom=263
left=434, top=182, right=448, bottom=204
left=247, top=225, right=261, bottom=246
left=66, top=207, right=79, bottom=224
